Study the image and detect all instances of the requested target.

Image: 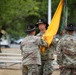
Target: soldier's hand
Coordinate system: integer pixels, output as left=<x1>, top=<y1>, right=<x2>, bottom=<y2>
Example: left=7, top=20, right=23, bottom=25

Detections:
left=59, top=65, right=63, bottom=70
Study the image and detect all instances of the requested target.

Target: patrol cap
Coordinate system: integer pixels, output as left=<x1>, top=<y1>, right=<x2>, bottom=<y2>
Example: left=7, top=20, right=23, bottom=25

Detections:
left=25, top=24, right=37, bottom=33
left=35, top=19, right=49, bottom=29
left=65, top=23, right=76, bottom=31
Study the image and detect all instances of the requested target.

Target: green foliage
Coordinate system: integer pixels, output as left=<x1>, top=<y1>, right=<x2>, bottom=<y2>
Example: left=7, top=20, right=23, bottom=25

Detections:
left=0, top=0, right=76, bottom=39
left=67, top=0, right=76, bottom=25
left=0, top=0, right=40, bottom=39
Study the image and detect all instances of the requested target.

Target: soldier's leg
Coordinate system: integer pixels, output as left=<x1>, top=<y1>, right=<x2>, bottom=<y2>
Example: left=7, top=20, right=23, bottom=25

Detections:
left=38, top=61, right=45, bottom=75
left=60, top=68, right=71, bottom=75
left=43, top=60, right=54, bottom=75
left=71, top=69, right=76, bottom=75
left=38, top=65, right=42, bottom=75
left=22, top=65, right=28, bottom=75
left=28, top=64, right=39, bottom=75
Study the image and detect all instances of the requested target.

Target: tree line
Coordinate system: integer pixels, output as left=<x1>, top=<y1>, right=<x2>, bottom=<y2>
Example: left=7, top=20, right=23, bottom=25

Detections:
left=0, top=0, right=76, bottom=39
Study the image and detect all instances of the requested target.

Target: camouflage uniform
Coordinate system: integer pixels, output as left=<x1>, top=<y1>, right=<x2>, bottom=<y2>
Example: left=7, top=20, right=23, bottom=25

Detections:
left=56, top=34, right=76, bottom=75
left=20, top=35, right=47, bottom=75
left=37, top=32, right=56, bottom=75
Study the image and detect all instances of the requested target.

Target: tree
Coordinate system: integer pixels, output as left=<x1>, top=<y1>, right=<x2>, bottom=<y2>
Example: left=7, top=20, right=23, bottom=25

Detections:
left=0, top=0, right=40, bottom=39
left=0, top=0, right=76, bottom=39
left=67, top=0, right=76, bottom=25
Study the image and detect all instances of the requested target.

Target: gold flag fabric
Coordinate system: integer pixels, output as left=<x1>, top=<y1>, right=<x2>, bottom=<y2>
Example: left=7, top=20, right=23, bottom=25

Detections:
left=41, top=0, right=64, bottom=53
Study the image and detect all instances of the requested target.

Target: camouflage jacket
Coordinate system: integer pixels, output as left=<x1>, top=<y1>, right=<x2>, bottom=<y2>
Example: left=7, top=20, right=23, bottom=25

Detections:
left=56, top=34, right=76, bottom=68
left=36, top=32, right=56, bottom=60
left=20, top=35, right=47, bottom=65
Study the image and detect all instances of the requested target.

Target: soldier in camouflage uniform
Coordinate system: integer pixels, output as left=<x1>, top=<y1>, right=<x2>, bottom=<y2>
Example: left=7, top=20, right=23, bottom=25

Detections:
left=56, top=23, right=76, bottom=75
left=20, top=24, right=48, bottom=75
left=36, top=19, right=56, bottom=75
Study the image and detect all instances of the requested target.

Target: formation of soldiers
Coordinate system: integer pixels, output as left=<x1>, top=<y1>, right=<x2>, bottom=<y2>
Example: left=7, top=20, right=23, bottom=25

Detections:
left=20, top=19, right=76, bottom=75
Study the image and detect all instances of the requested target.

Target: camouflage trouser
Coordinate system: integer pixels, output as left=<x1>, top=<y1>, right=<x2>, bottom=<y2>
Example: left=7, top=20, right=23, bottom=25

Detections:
left=39, top=60, right=54, bottom=75
left=60, top=68, right=76, bottom=75
left=22, top=64, right=39, bottom=75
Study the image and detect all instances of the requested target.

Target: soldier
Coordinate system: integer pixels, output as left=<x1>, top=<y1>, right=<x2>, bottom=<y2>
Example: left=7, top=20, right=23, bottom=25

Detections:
left=20, top=24, right=47, bottom=75
left=56, top=23, right=76, bottom=75
left=36, top=19, right=56, bottom=75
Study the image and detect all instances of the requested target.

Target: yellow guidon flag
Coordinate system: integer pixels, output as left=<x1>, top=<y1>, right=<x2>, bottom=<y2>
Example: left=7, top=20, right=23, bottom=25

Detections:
left=41, top=0, right=64, bottom=53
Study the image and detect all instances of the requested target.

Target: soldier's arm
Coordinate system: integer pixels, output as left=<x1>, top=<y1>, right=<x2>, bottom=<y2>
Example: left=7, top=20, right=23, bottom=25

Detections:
left=48, top=36, right=58, bottom=52
left=34, top=36, right=48, bottom=47
left=20, top=42, right=24, bottom=55
left=56, top=39, right=63, bottom=65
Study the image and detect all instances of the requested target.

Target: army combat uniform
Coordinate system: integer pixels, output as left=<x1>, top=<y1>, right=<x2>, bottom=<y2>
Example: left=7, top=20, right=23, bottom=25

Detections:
left=56, top=34, right=76, bottom=75
left=20, top=35, right=47, bottom=75
left=37, top=32, right=56, bottom=75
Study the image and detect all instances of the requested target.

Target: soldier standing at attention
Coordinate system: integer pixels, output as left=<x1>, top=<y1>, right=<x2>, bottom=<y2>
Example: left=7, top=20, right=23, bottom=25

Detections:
left=36, top=19, right=56, bottom=75
left=56, top=23, right=76, bottom=75
left=20, top=24, right=47, bottom=75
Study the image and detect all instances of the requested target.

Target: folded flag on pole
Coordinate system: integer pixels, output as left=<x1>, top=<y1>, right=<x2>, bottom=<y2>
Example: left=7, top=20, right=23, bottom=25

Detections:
left=41, top=0, right=64, bottom=53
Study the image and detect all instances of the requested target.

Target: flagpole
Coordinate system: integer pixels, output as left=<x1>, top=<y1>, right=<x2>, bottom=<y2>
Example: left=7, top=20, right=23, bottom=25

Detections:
left=48, top=0, right=51, bottom=24
left=64, top=0, right=68, bottom=27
